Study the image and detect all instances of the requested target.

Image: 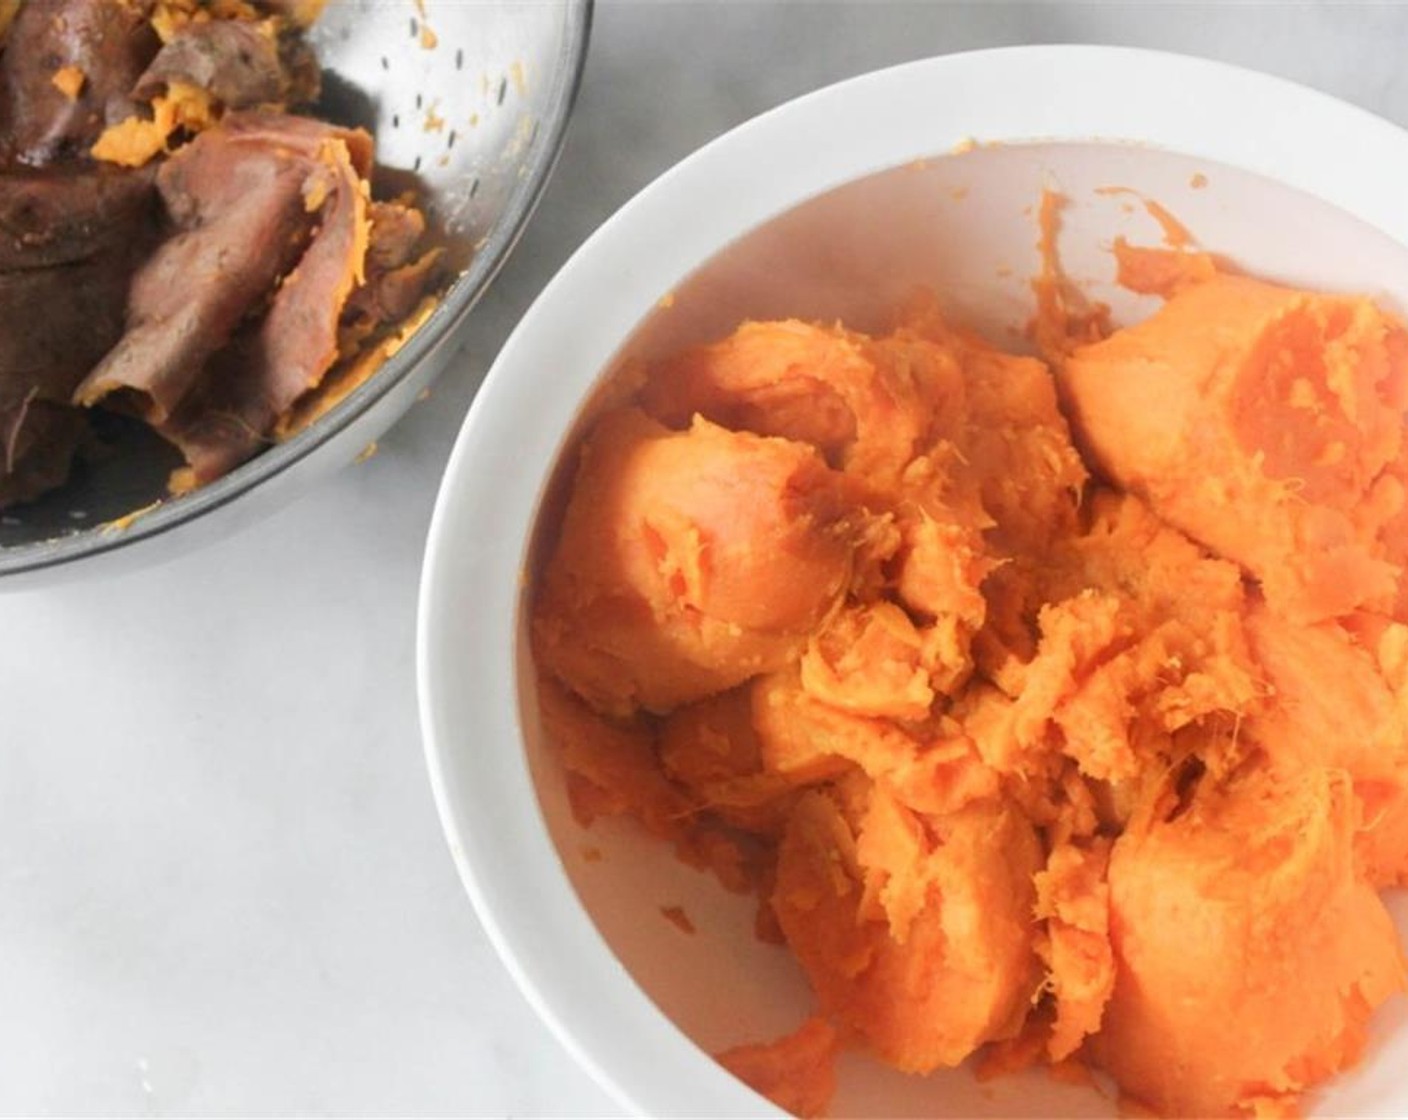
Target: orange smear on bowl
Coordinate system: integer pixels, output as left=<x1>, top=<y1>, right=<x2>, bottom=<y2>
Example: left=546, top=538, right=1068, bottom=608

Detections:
left=717, top=1017, right=839, bottom=1119
left=1096, top=186, right=1196, bottom=248
left=1030, top=189, right=1113, bottom=361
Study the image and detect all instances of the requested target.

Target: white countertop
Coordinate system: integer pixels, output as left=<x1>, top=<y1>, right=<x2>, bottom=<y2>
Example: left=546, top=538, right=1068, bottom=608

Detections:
left=5, top=3, right=1407, bottom=1115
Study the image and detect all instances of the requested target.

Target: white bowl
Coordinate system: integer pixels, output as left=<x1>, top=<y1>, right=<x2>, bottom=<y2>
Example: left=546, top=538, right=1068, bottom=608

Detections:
left=418, top=45, right=1408, bottom=1119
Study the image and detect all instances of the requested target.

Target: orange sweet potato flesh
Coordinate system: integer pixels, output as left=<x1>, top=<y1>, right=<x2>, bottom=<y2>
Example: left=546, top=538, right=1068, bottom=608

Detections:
left=657, top=685, right=804, bottom=835
left=1061, top=275, right=1408, bottom=623
left=534, top=408, right=862, bottom=716
left=531, top=235, right=1408, bottom=1119
left=985, top=490, right=1265, bottom=788
left=1036, top=839, right=1115, bottom=1062
left=1245, top=604, right=1408, bottom=886
left=640, top=318, right=965, bottom=490
left=771, top=788, right=1041, bottom=1074
left=535, top=676, right=694, bottom=840
left=717, top=1017, right=840, bottom=1119
left=1098, top=765, right=1406, bottom=1119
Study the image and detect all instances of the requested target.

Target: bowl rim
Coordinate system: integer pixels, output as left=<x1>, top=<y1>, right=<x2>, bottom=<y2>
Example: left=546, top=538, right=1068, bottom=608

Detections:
left=417, top=43, right=1408, bottom=1119
left=0, top=0, right=594, bottom=578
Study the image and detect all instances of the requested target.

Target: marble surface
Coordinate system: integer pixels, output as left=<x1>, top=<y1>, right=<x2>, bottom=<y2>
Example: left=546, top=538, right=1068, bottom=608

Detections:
left=4, top=2, right=1408, bottom=1115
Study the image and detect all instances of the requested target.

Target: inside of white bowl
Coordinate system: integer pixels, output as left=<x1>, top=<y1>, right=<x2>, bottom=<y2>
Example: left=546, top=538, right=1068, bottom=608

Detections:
left=517, top=140, right=1408, bottom=1118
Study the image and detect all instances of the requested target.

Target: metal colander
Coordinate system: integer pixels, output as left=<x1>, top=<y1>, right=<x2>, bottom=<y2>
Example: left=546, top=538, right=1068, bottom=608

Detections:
left=0, top=0, right=591, bottom=582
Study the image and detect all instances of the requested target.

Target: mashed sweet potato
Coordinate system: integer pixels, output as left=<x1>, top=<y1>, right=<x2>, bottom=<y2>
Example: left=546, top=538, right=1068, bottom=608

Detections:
left=529, top=205, right=1408, bottom=1118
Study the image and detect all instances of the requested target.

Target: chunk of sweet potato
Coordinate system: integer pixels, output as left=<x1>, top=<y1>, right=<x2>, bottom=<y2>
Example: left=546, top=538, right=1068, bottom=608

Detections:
left=1098, top=765, right=1407, bottom=1118
left=1035, top=839, right=1115, bottom=1062
left=534, top=409, right=862, bottom=715
left=1061, top=276, right=1408, bottom=623
left=658, top=686, right=801, bottom=835
left=773, top=789, right=1041, bottom=1074
left=640, top=319, right=965, bottom=491
left=1246, top=604, right=1408, bottom=886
